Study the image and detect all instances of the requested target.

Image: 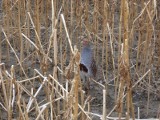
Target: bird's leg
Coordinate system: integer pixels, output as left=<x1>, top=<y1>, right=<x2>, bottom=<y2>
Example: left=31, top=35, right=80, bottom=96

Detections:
left=88, top=77, right=91, bottom=90
left=85, top=77, right=91, bottom=95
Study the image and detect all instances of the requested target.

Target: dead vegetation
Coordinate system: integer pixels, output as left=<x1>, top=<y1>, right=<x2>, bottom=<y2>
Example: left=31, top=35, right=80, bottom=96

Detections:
left=0, top=0, right=160, bottom=120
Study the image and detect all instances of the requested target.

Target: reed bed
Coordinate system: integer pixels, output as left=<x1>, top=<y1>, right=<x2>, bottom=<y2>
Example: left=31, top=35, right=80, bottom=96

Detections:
left=0, top=0, right=160, bottom=119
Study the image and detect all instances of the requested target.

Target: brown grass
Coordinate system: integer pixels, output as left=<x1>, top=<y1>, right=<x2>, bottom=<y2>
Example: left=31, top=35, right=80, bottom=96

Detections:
left=0, top=0, right=160, bottom=119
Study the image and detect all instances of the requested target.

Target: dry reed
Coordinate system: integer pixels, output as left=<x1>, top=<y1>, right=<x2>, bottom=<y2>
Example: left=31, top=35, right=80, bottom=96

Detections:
left=0, top=0, right=159, bottom=120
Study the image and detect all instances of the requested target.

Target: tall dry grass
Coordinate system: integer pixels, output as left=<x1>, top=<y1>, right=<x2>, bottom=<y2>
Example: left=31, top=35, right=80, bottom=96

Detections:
left=0, top=0, right=159, bottom=119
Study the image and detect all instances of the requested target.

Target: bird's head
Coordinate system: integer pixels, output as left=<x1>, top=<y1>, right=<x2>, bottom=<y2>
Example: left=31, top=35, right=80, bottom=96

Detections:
left=81, top=38, right=92, bottom=47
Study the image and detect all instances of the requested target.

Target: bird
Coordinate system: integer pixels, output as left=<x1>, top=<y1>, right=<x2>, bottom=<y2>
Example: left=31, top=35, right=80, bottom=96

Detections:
left=80, top=39, right=97, bottom=78
left=80, top=39, right=97, bottom=92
